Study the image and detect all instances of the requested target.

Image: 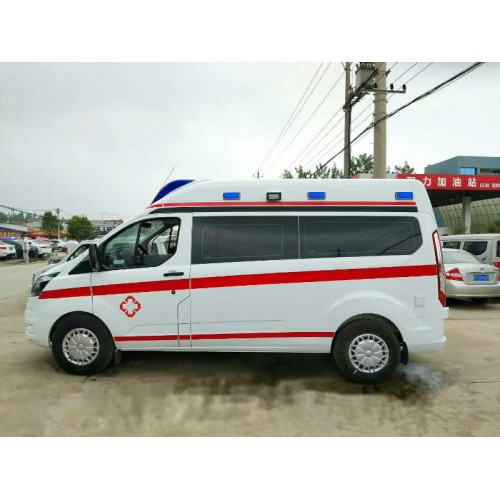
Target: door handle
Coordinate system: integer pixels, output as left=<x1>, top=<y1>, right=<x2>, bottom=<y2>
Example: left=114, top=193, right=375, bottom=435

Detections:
left=163, top=271, right=184, bottom=277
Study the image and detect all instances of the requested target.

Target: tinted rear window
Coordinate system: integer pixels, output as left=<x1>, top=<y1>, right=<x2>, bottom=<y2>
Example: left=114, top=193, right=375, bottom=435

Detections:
left=443, top=240, right=461, bottom=249
left=192, top=216, right=298, bottom=264
left=463, top=240, right=488, bottom=255
left=300, top=216, right=422, bottom=258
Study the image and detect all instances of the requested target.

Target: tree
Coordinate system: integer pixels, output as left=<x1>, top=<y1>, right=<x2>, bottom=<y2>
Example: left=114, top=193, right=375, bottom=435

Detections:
left=281, top=163, right=342, bottom=179
left=67, top=215, right=94, bottom=241
left=41, top=211, right=59, bottom=237
left=281, top=154, right=415, bottom=179
left=350, top=153, right=374, bottom=176
left=388, top=161, right=415, bottom=175
left=486, top=219, right=500, bottom=233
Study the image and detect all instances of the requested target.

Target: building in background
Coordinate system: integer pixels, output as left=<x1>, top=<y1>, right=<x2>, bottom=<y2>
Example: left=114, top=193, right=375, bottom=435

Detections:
left=90, top=219, right=123, bottom=235
left=0, top=223, right=28, bottom=238
left=425, top=156, right=500, bottom=233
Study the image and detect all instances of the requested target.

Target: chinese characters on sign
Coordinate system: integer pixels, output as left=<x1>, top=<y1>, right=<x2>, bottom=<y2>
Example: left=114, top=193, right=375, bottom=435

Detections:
left=396, top=174, right=500, bottom=191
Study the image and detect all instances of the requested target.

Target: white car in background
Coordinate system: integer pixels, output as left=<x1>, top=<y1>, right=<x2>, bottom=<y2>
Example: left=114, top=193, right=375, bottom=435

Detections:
left=443, top=249, right=500, bottom=304
left=32, top=240, right=52, bottom=256
left=0, top=242, right=16, bottom=259
left=32, top=240, right=96, bottom=283
left=50, top=239, right=66, bottom=251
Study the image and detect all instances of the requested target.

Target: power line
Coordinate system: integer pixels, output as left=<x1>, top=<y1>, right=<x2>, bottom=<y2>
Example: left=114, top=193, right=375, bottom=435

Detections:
left=285, top=107, right=344, bottom=171
left=291, top=63, right=397, bottom=173
left=307, top=63, right=429, bottom=170
left=313, top=62, right=484, bottom=173
left=309, top=63, right=432, bottom=171
left=254, top=63, right=325, bottom=174
left=261, top=63, right=341, bottom=176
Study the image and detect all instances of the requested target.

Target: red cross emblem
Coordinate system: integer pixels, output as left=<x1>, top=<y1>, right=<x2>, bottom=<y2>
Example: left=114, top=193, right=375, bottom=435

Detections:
left=120, top=295, right=142, bottom=318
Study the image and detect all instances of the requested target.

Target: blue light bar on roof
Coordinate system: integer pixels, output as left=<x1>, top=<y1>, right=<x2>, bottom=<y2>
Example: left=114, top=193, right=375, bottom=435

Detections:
left=151, top=179, right=194, bottom=204
left=308, top=191, right=326, bottom=200
left=395, top=191, right=414, bottom=200
left=223, top=192, right=240, bottom=200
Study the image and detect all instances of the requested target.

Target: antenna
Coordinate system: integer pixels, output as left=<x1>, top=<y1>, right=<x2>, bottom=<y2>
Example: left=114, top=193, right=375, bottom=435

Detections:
left=162, top=167, right=176, bottom=187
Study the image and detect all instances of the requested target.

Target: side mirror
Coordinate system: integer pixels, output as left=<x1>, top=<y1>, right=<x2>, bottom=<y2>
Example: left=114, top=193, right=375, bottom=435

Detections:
left=88, top=244, right=99, bottom=272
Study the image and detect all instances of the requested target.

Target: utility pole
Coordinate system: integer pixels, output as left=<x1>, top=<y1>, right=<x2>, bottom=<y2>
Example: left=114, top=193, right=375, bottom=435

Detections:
left=343, top=62, right=351, bottom=178
left=253, top=169, right=263, bottom=179
left=373, top=62, right=387, bottom=179
left=56, top=208, right=60, bottom=239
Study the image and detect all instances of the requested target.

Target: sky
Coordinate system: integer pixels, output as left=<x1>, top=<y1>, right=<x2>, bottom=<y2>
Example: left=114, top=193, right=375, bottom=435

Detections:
left=0, top=62, right=498, bottom=220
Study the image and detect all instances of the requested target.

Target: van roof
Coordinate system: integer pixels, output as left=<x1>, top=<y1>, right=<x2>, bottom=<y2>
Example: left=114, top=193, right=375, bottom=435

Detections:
left=146, top=178, right=434, bottom=215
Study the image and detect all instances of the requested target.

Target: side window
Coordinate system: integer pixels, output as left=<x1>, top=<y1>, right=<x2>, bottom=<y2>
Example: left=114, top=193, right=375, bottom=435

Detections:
left=299, top=216, right=422, bottom=258
left=443, top=241, right=461, bottom=249
left=101, top=218, right=180, bottom=270
left=68, top=244, right=89, bottom=261
left=192, top=216, right=298, bottom=264
left=497, top=241, right=500, bottom=258
left=463, top=240, right=488, bottom=256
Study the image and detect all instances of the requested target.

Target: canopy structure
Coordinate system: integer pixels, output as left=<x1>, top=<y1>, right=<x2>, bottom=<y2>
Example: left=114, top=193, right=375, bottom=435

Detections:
left=396, top=174, right=500, bottom=233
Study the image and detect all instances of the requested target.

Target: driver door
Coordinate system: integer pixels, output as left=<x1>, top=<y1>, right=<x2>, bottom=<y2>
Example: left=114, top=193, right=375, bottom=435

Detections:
left=91, top=215, right=191, bottom=350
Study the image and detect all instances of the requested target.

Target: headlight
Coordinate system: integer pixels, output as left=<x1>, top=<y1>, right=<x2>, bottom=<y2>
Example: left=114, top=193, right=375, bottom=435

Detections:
left=31, top=272, right=59, bottom=297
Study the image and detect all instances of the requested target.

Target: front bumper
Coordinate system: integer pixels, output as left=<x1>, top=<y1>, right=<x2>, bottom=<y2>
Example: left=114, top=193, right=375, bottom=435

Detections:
left=24, top=298, right=53, bottom=348
left=446, top=280, right=500, bottom=298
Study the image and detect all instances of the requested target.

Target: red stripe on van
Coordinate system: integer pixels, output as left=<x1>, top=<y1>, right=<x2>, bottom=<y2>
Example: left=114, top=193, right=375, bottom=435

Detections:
left=39, top=265, right=437, bottom=299
left=148, top=201, right=417, bottom=209
left=39, top=286, right=92, bottom=299
left=191, top=265, right=437, bottom=290
left=114, top=332, right=334, bottom=342
left=92, top=279, right=190, bottom=296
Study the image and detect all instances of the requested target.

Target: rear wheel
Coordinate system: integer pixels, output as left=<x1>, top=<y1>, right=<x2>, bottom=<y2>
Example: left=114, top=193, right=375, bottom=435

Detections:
left=51, top=314, right=115, bottom=375
left=333, top=318, right=401, bottom=383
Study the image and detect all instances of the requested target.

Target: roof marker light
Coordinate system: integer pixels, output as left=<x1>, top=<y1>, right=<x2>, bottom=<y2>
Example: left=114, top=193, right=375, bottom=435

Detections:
left=267, top=192, right=281, bottom=202
left=308, top=191, right=326, bottom=200
left=395, top=191, right=413, bottom=200
left=223, top=192, right=240, bottom=200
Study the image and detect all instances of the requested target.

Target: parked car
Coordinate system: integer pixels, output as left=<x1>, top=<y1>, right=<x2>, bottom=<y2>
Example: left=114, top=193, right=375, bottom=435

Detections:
left=50, top=239, right=66, bottom=251
left=0, top=242, right=16, bottom=259
left=12, top=240, right=37, bottom=259
left=32, top=240, right=97, bottom=282
left=441, top=234, right=500, bottom=268
left=443, top=249, right=500, bottom=304
left=33, top=240, right=52, bottom=256
left=26, top=178, right=448, bottom=382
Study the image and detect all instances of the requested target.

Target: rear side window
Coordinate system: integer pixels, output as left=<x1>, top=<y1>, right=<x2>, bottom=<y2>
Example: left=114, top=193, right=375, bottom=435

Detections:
left=192, top=216, right=298, bottom=264
left=496, top=241, right=500, bottom=258
left=443, top=241, right=461, bottom=249
left=463, top=240, right=488, bottom=256
left=299, top=216, right=422, bottom=258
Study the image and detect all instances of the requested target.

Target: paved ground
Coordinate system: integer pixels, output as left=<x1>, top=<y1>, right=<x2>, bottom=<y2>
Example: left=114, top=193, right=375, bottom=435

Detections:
left=0, top=262, right=499, bottom=436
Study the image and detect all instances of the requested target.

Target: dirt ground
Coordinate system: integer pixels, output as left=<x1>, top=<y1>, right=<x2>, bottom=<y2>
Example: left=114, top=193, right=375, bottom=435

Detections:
left=0, top=260, right=499, bottom=436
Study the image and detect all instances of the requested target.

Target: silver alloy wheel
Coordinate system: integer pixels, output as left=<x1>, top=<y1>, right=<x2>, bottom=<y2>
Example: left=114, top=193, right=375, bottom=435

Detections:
left=62, top=328, right=100, bottom=366
left=348, top=333, right=389, bottom=374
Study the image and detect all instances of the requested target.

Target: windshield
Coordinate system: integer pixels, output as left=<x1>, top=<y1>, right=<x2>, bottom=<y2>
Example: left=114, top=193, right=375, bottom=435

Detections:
left=443, top=250, right=482, bottom=265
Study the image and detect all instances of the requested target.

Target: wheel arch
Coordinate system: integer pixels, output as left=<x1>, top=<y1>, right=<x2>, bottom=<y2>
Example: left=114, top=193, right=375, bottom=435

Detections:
left=331, top=313, right=404, bottom=353
left=49, top=311, right=114, bottom=345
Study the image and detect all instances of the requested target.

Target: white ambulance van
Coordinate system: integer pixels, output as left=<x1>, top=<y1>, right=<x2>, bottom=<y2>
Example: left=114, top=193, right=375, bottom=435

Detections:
left=25, top=179, right=448, bottom=383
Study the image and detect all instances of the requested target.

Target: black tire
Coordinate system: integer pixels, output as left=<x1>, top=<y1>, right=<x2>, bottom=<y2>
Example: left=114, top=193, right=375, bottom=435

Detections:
left=471, top=298, right=489, bottom=305
left=333, top=318, right=401, bottom=383
left=51, top=314, right=115, bottom=375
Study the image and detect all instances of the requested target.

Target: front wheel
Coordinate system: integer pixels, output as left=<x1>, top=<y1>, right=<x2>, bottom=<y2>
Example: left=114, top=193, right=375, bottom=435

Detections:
left=333, top=318, right=401, bottom=383
left=51, top=314, right=115, bottom=375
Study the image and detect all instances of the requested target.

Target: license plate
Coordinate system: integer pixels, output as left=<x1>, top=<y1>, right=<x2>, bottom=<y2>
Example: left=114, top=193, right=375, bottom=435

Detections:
left=473, top=274, right=490, bottom=282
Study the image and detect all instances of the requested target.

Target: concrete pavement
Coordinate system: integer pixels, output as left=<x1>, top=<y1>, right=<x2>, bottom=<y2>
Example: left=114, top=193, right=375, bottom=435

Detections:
left=0, top=263, right=499, bottom=436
